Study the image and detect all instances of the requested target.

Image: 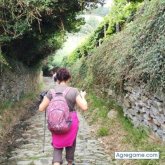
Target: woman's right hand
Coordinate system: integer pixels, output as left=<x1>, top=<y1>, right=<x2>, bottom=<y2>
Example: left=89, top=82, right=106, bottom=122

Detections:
left=76, top=90, right=88, bottom=111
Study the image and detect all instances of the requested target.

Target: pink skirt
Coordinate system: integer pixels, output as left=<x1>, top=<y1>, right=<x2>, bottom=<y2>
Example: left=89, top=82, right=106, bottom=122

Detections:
left=51, top=111, right=79, bottom=148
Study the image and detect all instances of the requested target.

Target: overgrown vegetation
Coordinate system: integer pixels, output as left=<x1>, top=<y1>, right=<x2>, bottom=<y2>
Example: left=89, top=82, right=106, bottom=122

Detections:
left=65, top=0, right=165, bottom=95
left=45, top=4, right=110, bottom=71
left=105, top=0, right=144, bottom=35
left=62, top=0, right=144, bottom=67
left=86, top=91, right=165, bottom=165
left=91, top=0, right=165, bottom=94
left=0, top=0, right=103, bottom=67
left=64, top=0, right=165, bottom=164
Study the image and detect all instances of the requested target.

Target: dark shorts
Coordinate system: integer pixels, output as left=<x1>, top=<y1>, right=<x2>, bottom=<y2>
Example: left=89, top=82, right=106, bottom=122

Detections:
left=52, top=139, right=76, bottom=164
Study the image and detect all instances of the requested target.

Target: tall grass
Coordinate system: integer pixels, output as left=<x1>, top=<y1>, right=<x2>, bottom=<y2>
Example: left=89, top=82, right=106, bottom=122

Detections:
left=86, top=91, right=165, bottom=165
left=87, top=92, right=109, bottom=118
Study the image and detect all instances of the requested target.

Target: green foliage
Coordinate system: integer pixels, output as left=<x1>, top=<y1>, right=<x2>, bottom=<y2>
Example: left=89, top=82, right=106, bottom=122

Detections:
left=106, top=0, right=143, bottom=35
left=2, top=30, right=66, bottom=67
left=66, top=1, right=165, bottom=163
left=97, top=127, right=109, bottom=137
left=118, top=115, right=148, bottom=146
left=117, top=109, right=165, bottom=165
left=0, top=0, right=101, bottom=66
left=63, top=28, right=102, bottom=66
left=87, top=0, right=165, bottom=94
left=64, top=0, right=164, bottom=94
left=0, top=0, right=91, bottom=42
left=63, top=0, right=142, bottom=67
left=66, top=57, right=86, bottom=88
left=83, top=91, right=165, bottom=165
left=46, top=5, right=109, bottom=69
left=128, top=0, right=165, bottom=93
left=87, top=92, right=110, bottom=119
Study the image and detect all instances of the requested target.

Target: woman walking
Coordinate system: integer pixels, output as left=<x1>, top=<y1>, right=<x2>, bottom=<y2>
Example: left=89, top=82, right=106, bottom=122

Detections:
left=39, top=68, right=88, bottom=165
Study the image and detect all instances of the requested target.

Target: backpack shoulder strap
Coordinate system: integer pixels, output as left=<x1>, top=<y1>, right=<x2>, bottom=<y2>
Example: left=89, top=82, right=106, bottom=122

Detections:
left=49, top=89, right=57, bottom=98
left=49, top=87, right=71, bottom=98
left=63, top=87, right=71, bottom=96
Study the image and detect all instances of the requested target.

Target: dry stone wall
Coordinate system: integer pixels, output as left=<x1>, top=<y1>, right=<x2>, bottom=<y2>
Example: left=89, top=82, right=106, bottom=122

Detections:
left=122, top=86, right=165, bottom=141
left=100, top=85, right=165, bottom=141
left=0, top=64, right=42, bottom=102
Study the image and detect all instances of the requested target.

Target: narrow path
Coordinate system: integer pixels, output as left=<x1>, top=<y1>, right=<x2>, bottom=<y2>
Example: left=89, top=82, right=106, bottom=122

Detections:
left=3, top=77, right=113, bottom=165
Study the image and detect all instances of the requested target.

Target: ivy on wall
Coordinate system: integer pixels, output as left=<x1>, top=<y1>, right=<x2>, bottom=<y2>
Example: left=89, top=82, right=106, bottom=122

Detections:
left=64, top=0, right=165, bottom=94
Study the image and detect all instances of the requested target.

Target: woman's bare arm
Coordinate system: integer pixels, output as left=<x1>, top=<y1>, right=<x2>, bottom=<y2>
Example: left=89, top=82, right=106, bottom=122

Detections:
left=38, top=96, right=50, bottom=112
left=76, top=91, right=88, bottom=111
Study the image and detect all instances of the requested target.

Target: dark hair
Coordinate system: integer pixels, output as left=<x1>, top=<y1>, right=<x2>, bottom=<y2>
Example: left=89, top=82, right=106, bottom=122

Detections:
left=56, top=68, right=71, bottom=82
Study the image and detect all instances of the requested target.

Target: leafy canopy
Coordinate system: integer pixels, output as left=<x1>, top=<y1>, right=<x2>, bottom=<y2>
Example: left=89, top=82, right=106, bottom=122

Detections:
left=0, top=0, right=104, bottom=66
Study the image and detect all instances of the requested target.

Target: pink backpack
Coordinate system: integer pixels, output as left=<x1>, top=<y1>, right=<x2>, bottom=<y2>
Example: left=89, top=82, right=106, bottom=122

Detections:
left=46, top=87, right=72, bottom=134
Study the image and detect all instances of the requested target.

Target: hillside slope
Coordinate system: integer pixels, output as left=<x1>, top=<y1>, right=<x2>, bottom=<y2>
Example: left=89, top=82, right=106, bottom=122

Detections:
left=91, top=0, right=165, bottom=96
left=69, top=0, right=165, bottom=141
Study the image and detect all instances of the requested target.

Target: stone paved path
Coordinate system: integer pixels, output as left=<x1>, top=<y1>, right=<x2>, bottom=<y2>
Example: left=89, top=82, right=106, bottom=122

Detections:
left=2, top=77, right=113, bottom=165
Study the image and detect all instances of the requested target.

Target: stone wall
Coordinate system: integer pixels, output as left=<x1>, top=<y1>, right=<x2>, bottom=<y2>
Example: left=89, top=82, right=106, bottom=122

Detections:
left=122, top=86, right=165, bottom=141
left=0, top=63, right=42, bottom=102
left=99, top=85, right=165, bottom=141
